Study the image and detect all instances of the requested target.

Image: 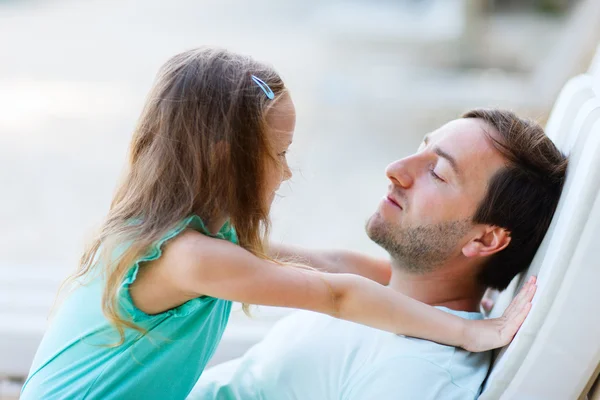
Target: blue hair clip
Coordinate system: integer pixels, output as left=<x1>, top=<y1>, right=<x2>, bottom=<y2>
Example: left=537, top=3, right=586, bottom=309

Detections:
left=251, top=75, right=275, bottom=100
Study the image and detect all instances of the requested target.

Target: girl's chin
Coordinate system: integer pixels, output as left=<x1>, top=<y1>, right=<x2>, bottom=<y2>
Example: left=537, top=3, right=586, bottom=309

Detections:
left=264, top=192, right=276, bottom=211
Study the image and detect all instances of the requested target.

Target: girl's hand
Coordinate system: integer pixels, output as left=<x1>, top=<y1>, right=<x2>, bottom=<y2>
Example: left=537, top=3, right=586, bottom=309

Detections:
left=463, top=276, right=537, bottom=352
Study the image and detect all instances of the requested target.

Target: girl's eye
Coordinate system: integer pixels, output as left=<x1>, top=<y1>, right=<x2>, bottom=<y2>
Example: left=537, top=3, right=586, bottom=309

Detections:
left=278, top=151, right=287, bottom=158
left=430, top=169, right=445, bottom=183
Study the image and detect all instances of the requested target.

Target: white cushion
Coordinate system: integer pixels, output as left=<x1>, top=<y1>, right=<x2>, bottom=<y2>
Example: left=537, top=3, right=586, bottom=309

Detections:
left=502, top=137, right=600, bottom=398
left=481, top=86, right=600, bottom=398
left=487, top=73, right=596, bottom=316
left=545, top=74, right=595, bottom=148
left=589, top=44, right=600, bottom=77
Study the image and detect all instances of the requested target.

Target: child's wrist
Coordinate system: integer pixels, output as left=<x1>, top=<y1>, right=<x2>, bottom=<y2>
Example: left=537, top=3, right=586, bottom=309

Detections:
left=459, top=318, right=471, bottom=350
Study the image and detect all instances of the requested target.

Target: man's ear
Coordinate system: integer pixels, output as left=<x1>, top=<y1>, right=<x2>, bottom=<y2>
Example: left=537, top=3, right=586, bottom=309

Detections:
left=462, top=226, right=511, bottom=258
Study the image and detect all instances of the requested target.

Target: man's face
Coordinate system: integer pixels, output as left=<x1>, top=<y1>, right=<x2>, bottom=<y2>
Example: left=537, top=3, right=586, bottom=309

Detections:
left=366, top=118, right=507, bottom=273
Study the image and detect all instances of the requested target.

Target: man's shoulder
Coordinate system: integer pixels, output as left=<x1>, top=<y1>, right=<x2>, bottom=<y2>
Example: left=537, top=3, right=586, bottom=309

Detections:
left=270, top=309, right=491, bottom=398
left=340, top=328, right=492, bottom=399
left=344, top=351, right=490, bottom=400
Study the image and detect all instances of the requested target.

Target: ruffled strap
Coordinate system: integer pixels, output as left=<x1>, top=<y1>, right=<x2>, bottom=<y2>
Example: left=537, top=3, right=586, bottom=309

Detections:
left=120, top=215, right=237, bottom=321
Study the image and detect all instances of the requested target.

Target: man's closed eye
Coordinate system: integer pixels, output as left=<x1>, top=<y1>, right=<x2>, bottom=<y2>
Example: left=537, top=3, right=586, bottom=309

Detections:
left=429, top=168, right=446, bottom=183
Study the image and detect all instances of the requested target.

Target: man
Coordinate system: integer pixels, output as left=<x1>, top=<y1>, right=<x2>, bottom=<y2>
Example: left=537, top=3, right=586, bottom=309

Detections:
left=189, top=109, right=568, bottom=399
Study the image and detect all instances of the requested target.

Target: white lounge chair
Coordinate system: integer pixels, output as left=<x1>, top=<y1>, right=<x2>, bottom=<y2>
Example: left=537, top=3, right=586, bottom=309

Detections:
left=589, top=44, right=600, bottom=78
left=480, top=71, right=600, bottom=399
left=545, top=74, right=596, bottom=148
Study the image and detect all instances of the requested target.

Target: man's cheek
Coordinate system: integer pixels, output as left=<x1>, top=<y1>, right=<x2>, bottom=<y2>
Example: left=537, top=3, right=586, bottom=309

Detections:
left=420, top=192, right=446, bottom=211
left=414, top=195, right=450, bottom=223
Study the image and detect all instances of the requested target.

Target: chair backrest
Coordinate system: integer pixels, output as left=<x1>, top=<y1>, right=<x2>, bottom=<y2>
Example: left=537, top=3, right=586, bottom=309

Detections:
left=545, top=74, right=595, bottom=148
left=481, top=90, right=600, bottom=398
left=499, top=117, right=600, bottom=400
left=589, top=44, right=600, bottom=77
left=590, top=46, right=600, bottom=99
left=480, top=73, right=594, bottom=319
left=484, top=72, right=596, bottom=322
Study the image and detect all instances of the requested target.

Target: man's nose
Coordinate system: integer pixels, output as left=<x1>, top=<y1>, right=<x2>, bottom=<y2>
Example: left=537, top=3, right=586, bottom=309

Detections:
left=385, top=158, right=415, bottom=188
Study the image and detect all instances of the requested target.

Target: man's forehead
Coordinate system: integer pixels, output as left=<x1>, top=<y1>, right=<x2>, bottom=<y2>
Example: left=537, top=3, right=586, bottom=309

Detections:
left=428, top=118, right=506, bottom=181
left=430, top=118, right=485, bottom=140
left=429, top=119, right=494, bottom=154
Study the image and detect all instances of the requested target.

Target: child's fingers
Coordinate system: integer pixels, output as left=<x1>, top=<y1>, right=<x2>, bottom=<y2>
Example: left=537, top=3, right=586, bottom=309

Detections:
left=523, top=279, right=537, bottom=304
left=512, top=281, right=536, bottom=318
left=502, top=289, right=521, bottom=317
left=503, top=302, right=532, bottom=340
left=501, top=279, right=537, bottom=342
left=511, top=283, right=536, bottom=319
left=504, top=276, right=536, bottom=318
left=517, top=279, right=537, bottom=312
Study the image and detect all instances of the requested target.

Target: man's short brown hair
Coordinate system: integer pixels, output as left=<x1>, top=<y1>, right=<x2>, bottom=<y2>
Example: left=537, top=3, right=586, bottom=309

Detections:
left=462, top=109, right=568, bottom=290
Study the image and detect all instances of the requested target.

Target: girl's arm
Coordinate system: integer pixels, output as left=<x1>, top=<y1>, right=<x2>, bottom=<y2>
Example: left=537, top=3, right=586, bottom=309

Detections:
left=268, top=242, right=391, bottom=285
left=269, top=244, right=511, bottom=318
left=136, top=231, right=535, bottom=352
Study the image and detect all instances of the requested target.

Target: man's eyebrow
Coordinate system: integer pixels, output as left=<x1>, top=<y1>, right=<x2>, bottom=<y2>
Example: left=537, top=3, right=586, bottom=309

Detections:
left=434, top=147, right=460, bottom=176
left=423, top=135, right=461, bottom=177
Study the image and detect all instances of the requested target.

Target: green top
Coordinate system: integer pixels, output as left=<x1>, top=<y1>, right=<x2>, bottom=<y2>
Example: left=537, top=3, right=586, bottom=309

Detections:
left=21, top=215, right=237, bottom=400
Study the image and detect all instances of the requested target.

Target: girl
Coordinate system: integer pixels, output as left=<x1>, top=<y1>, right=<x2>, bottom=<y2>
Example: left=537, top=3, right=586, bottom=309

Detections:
left=21, top=48, right=535, bottom=400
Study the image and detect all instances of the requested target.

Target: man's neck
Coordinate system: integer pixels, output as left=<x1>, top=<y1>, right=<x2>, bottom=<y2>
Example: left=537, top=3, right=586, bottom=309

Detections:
left=388, top=260, right=486, bottom=313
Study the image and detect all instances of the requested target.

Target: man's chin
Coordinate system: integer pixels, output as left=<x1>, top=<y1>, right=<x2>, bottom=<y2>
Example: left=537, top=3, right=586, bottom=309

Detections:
left=365, top=213, right=392, bottom=245
left=365, top=213, right=381, bottom=238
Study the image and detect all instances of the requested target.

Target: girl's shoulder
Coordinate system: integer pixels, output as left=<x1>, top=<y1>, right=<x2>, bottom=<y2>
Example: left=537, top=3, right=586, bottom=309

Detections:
left=122, top=215, right=237, bottom=319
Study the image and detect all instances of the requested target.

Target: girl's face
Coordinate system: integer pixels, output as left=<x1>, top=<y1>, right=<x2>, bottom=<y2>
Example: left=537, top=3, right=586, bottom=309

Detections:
left=263, top=92, right=296, bottom=211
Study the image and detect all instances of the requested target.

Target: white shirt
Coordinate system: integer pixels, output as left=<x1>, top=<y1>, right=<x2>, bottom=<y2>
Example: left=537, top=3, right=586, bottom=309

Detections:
left=190, top=307, right=491, bottom=400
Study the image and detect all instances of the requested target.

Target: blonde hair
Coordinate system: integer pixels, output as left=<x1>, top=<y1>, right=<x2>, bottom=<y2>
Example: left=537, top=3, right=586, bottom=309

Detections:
left=65, top=47, right=288, bottom=344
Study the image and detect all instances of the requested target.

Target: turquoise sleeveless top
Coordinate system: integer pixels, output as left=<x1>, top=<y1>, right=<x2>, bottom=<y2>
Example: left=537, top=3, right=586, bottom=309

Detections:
left=21, top=215, right=236, bottom=400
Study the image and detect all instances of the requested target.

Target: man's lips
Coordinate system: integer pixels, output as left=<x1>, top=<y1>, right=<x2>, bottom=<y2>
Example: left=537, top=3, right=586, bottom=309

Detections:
left=385, top=195, right=403, bottom=210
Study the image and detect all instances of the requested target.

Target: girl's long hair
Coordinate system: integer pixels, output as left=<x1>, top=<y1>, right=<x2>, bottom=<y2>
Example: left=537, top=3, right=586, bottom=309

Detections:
left=65, top=47, right=287, bottom=344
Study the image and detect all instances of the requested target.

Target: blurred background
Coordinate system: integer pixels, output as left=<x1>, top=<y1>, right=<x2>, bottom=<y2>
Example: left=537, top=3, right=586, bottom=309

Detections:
left=1, top=0, right=599, bottom=397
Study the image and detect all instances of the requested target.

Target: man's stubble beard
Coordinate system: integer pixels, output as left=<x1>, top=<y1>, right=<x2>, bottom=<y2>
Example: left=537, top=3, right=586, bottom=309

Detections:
left=366, top=213, right=473, bottom=274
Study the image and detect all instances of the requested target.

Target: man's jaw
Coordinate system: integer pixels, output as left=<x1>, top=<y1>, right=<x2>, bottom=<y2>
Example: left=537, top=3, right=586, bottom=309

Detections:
left=368, top=217, right=486, bottom=312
